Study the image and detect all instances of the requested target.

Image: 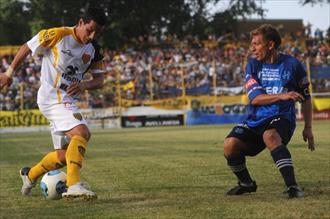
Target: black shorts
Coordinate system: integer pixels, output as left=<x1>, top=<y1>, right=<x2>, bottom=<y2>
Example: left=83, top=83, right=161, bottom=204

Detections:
left=226, top=117, right=295, bottom=156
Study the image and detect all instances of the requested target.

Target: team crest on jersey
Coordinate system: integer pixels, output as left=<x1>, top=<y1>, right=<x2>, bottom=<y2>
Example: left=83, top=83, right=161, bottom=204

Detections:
left=282, top=70, right=291, bottom=81
left=73, top=113, right=83, bottom=121
left=39, top=29, right=56, bottom=46
left=245, top=78, right=257, bottom=89
left=82, top=53, right=91, bottom=64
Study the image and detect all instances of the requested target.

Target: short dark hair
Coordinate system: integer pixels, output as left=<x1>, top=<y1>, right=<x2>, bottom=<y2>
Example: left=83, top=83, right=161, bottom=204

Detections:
left=81, top=7, right=107, bottom=26
left=251, top=24, right=282, bottom=50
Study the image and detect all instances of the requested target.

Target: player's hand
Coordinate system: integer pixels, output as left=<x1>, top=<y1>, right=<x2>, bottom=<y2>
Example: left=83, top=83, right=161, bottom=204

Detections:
left=66, top=83, right=85, bottom=96
left=0, top=74, right=13, bottom=90
left=279, top=91, right=304, bottom=102
left=302, top=127, right=315, bottom=151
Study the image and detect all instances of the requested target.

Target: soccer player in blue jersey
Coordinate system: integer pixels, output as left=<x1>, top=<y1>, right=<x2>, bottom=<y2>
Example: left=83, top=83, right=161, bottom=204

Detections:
left=223, top=24, right=315, bottom=198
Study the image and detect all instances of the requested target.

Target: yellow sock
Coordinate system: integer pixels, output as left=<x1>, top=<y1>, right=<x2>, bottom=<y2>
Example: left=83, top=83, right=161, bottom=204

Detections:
left=28, top=151, right=65, bottom=182
left=66, top=135, right=88, bottom=186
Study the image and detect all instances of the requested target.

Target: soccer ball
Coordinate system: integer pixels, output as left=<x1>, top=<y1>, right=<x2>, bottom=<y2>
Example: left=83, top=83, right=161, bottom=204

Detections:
left=40, top=170, right=67, bottom=200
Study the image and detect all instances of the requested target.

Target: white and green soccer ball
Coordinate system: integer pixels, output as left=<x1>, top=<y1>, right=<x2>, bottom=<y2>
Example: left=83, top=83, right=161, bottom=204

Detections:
left=40, top=170, right=67, bottom=200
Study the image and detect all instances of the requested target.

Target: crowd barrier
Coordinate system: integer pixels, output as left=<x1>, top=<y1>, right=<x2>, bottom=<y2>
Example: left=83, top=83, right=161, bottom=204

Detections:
left=1, top=96, right=329, bottom=129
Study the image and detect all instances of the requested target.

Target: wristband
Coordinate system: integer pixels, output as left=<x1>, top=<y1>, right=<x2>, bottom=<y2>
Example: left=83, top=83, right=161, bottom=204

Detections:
left=5, top=66, right=14, bottom=78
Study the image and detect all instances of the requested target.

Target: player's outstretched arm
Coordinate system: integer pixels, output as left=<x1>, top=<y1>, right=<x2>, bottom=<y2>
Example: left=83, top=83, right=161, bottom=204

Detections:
left=0, top=44, right=31, bottom=89
left=301, top=98, right=315, bottom=151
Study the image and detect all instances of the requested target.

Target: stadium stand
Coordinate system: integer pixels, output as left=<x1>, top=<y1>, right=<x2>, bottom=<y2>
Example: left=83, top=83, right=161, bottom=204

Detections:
left=0, top=27, right=329, bottom=111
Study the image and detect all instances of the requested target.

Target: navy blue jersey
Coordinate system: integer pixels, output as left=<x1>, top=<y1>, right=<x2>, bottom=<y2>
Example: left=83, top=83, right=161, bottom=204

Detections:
left=243, top=53, right=310, bottom=127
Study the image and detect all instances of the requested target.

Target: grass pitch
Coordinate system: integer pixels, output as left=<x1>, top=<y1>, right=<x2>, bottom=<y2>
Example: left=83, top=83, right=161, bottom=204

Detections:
left=0, top=121, right=329, bottom=219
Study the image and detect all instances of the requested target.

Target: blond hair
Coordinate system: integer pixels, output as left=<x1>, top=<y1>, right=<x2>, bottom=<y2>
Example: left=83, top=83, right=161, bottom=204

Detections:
left=251, top=24, right=282, bottom=50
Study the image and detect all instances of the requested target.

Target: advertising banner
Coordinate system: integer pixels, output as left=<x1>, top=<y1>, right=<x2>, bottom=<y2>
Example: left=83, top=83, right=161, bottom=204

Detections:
left=0, top=110, right=48, bottom=128
left=0, top=108, right=120, bottom=128
left=310, top=66, right=330, bottom=79
left=313, top=98, right=330, bottom=111
left=313, top=110, right=330, bottom=120
left=0, top=46, right=20, bottom=56
left=186, top=111, right=248, bottom=125
left=121, top=114, right=184, bottom=128
left=187, top=96, right=330, bottom=126
left=141, top=95, right=248, bottom=110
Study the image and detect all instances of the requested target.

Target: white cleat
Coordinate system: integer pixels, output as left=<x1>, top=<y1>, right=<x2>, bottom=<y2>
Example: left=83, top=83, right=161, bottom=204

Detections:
left=20, top=167, right=36, bottom=196
left=62, top=182, right=97, bottom=200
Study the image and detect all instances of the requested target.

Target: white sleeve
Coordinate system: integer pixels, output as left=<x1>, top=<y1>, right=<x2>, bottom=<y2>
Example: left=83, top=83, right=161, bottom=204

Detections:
left=27, top=34, right=46, bottom=56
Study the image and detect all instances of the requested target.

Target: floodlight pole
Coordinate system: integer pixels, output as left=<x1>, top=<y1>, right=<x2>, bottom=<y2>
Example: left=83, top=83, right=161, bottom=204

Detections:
left=180, top=67, right=186, bottom=98
left=20, top=82, right=24, bottom=110
left=148, top=64, right=154, bottom=100
left=212, top=59, right=217, bottom=97
left=115, top=67, right=122, bottom=128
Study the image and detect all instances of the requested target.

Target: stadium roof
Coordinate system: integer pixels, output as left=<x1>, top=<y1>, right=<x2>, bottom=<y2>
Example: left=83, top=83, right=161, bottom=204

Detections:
left=236, top=19, right=304, bottom=34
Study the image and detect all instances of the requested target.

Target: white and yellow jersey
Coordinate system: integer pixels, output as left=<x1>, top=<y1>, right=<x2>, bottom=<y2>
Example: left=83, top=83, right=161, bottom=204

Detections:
left=27, top=26, right=105, bottom=105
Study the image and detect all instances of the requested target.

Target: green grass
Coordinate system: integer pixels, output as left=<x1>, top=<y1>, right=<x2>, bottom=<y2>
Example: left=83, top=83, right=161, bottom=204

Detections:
left=0, top=121, right=329, bottom=219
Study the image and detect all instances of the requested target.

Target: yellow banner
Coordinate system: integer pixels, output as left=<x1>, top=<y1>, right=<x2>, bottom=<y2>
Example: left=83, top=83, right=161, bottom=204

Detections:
left=188, top=95, right=248, bottom=105
left=0, top=46, right=20, bottom=56
left=313, top=98, right=330, bottom=111
left=122, top=81, right=135, bottom=91
left=0, top=110, right=48, bottom=128
left=124, top=95, right=249, bottom=110
left=144, top=97, right=189, bottom=110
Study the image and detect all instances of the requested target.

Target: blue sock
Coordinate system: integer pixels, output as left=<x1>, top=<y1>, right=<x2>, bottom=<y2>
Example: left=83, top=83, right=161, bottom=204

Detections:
left=225, top=154, right=253, bottom=185
left=271, top=145, right=297, bottom=187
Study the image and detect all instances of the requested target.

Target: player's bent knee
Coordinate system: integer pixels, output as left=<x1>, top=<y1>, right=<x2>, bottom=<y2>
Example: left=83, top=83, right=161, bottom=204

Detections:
left=76, top=127, right=90, bottom=141
left=80, top=130, right=91, bottom=141
left=66, top=125, right=91, bottom=142
left=86, top=131, right=91, bottom=141
left=73, top=131, right=90, bottom=142
left=263, top=129, right=282, bottom=148
left=223, top=137, right=241, bottom=157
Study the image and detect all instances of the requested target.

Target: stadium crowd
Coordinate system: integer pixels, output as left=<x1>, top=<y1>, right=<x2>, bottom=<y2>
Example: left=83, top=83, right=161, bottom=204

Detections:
left=1, top=27, right=329, bottom=110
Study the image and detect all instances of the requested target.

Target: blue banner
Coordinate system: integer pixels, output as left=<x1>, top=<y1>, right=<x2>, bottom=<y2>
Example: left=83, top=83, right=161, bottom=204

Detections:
left=310, top=66, right=330, bottom=79
left=163, top=84, right=211, bottom=96
left=186, top=111, right=248, bottom=125
left=186, top=84, right=211, bottom=95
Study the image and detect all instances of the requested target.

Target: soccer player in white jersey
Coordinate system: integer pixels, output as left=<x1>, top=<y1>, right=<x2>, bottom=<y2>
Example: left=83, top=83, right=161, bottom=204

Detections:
left=0, top=7, right=107, bottom=200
